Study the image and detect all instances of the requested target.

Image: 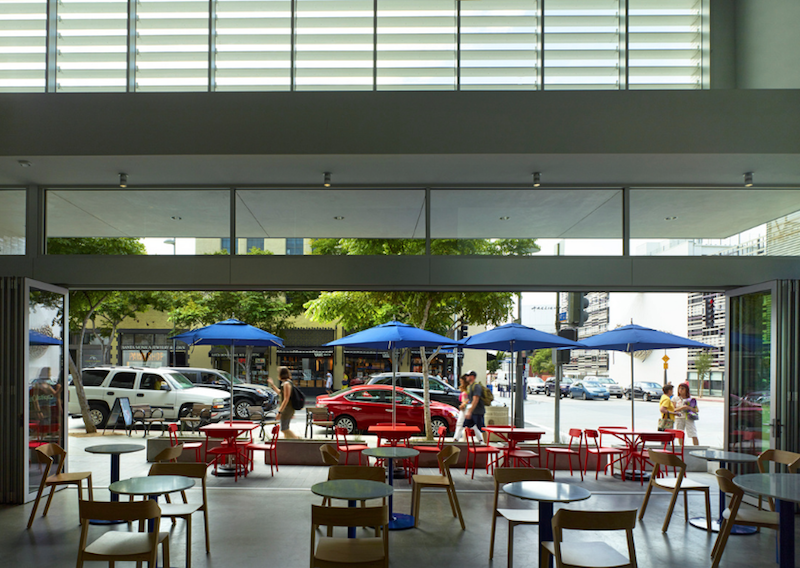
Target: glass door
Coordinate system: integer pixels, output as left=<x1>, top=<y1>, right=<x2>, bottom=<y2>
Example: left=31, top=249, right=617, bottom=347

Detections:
left=26, top=280, right=68, bottom=500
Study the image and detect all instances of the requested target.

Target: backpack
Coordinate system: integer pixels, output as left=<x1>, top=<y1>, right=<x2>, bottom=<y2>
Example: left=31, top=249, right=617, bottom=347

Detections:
left=471, top=382, right=494, bottom=407
left=289, top=383, right=306, bottom=410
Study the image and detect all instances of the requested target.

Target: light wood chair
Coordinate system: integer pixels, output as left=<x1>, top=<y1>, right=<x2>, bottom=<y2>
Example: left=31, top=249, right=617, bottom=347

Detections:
left=411, top=446, right=465, bottom=530
left=320, top=444, right=341, bottom=466
left=638, top=450, right=711, bottom=533
left=27, top=443, right=93, bottom=529
left=756, top=449, right=800, bottom=511
left=77, top=499, right=169, bottom=568
left=153, top=443, right=184, bottom=463
left=711, top=468, right=779, bottom=568
left=310, top=504, right=388, bottom=568
left=541, top=509, right=638, bottom=568
left=149, top=462, right=210, bottom=568
left=490, top=467, right=553, bottom=568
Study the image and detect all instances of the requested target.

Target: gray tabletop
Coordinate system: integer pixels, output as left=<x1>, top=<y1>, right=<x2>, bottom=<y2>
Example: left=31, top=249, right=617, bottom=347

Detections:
left=503, top=481, right=591, bottom=503
left=311, top=479, right=393, bottom=501
left=109, top=475, right=195, bottom=496
left=363, top=447, right=419, bottom=459
left=734, top=473, right=800, bottom=503
left=85, top=444, right=145, bottom=455
left=689, top=449, right=758, bottom=464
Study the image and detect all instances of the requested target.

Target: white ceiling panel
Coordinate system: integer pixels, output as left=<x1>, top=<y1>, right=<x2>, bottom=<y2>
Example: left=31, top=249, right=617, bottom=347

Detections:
left=0, top=190, right=26, bottom=238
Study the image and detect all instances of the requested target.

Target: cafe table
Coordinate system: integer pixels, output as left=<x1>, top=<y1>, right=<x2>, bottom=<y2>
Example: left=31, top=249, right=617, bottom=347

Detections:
left=110, top=475, right=195, bottom=532
left=200, top=422, right=258, bottom=478
left=597, top=427, right=671, bottom=482
left=503, top=480, right=591, bottom=568
left=734, top=473, right=800, bottom=568
left=483, top=426, right=544, bottom=467
left=85, top=443, right=145, bottom=525
left=367, top=424, right=420, bottom=446
left=363, top=447, right=419, bottom=530
left=688, top=449, right=758, bottom=533
left=311, top=479, right=394, bottom=538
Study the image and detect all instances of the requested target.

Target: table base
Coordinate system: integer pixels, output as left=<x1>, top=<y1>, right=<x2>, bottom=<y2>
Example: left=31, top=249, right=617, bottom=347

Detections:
left=89, top=519, right=127, bottom=526
left=613, top=470, right=651, bottom=482
left=213, top=464, right=245, bottom=477
left=688, top=517, right=758, bottom=534
left=388, top=513, right=415, bottom=530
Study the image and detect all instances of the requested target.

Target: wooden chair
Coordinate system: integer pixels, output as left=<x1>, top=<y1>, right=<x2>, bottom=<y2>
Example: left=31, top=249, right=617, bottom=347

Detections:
left=411, top=446, right=465, bottom=530
left=77, top=499, right=169, bottom=568
left=322, top=465, right=388, bottom=521
left=756, top=449, right=800, bottom=511
left=246, top=424, right=280, bottom=476
left=320, top=444, right=341, bottom=466
left=310, top=504, right=389, bottom=568
left=638, top=450, right=711, bottom=533
left=306, top=406, right=335, bottom=438
left=711, top=468, right=779, bottom=568
left=180, top=403, right=211, bottom=434
left=335, top=427, right=368, bottom=465
left=465, top=428, right=501, bottom=479
left=490, top=467, right=553, bottom=568
left=584, top=429, right=625, bottom=479
left=541, top=509, right=638, bottom=568
left=149, top=462, right=210, bottom=568
left=27, top=443, right=93, bottom=529
left=153, top=443, right=184, bottom=463
left=168, top=423, right=203, bottom=461
left=411, top=425, right=447, bottom=474
left=545, top=429, right=584, bottom=480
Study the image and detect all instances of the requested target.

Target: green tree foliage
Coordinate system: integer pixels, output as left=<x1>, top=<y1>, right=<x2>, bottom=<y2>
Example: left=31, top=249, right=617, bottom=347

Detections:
left=529, top=348, right=555, bottom=376
left=311, top=237, right=539, bottom=256
left=694, top=351, right=714, bottom=397
left=487, top=351, right=506, bottom=373
left=48, top=237, right=147, bottom=255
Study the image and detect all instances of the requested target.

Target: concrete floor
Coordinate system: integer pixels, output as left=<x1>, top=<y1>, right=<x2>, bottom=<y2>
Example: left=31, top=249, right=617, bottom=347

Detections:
left=5, top=431, right=790, bottom=568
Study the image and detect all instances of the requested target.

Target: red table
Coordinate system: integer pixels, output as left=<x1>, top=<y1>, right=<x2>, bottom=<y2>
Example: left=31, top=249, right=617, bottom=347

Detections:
left=200, top=422, right=257, bottom=480
left=483, top=426, right=544, bottom=467
left=367, top=424, right=420, bottom=446
left=597, top=427, right=672, bottom=482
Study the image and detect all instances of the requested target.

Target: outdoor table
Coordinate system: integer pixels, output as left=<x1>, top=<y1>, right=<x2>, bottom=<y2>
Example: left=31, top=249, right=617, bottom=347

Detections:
left=503, top=480, right=591, bottom=568
left=200, top=422, right=258, bottom=477
left=597, top=427, right=666, bottom=481
left=363, top=446, right=419, bottom=530
left=110, top=475, right=195, bottom=532
left=311, top=479, right=394, bottom=538
left=368, top=424, right=420, bottom=446
left=689, top=449, right=758, bottom=533
left=483, top=426, right=544, bottom=467
left=734, top=473, right=800, bottom=568
left=85, top=443, right=145, bottom=525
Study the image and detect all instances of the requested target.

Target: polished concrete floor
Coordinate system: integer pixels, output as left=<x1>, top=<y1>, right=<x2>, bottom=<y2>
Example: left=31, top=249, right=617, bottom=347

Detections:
left=5, top=431, right=791, bottom=568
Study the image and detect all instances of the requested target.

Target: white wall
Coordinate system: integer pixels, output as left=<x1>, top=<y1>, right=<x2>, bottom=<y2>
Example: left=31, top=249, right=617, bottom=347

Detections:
left=736, top=0, right=800, bottom=88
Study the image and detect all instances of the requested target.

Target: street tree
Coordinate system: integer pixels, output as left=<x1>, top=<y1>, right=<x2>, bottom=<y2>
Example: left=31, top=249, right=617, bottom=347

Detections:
left=694, top=351, right=714, bottom=397
left=530, top=348, right=555, bottom=376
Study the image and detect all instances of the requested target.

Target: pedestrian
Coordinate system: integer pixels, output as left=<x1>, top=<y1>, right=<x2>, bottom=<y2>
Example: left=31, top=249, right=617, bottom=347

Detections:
left=463, top=370, right=487, bottom=443
left=672, top=382, right=700, bottom=445
left=452, top=375, right=470, bottom=441
left=658, top=383, right=676, bottom=431
left=325, top=370, right=333, bottom=394
left=268, top=366, right=299, bottom=439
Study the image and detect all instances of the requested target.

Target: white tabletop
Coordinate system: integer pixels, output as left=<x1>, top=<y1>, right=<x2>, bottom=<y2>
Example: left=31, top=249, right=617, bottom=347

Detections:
left=503, top=481, right=591, bottom=503
left=734, top=473, right=800, bottom=503
left=689, top=449, right=758, bottom=464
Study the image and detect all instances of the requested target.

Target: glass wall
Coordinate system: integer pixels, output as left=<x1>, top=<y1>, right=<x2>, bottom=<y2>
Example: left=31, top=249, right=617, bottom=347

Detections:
left=0, top=190, right=25, bottom=254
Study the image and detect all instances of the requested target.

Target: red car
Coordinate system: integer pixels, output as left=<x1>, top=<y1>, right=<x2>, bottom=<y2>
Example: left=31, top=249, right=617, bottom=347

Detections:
left=316, top=384, right=458, bottom=435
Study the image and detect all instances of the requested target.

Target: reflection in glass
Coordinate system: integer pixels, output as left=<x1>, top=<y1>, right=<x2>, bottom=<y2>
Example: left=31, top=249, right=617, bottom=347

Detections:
left=0, top=190, right=26, bottom=254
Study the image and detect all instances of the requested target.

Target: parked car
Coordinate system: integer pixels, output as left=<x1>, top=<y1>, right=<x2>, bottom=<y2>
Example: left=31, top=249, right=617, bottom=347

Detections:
left=569, top=380, right=609, bottom=400
left=588, top=376, right=623, bottom=398
left=68, top=366, right=230, bottom=427
left=527, top=377, right=546, bottom=394
left=315, top=384, right=458, bottom=435
left=623, top=381, right=663, bottom=401
left=544, top=377, right=573, bottom=397
left=165, top=367, right=277, bottom=419
left=367, top=372, right=461, bottom=407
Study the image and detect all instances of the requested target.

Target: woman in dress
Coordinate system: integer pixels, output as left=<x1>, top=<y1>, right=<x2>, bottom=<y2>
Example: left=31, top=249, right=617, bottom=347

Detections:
left=658, top=384, right=676, bottom=431
left=672, top=382, right=699, bottom=445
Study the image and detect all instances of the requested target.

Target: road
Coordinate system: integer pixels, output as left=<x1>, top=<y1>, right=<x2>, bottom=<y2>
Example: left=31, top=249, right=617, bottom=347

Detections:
left=494, top=391, right=724, bottom=448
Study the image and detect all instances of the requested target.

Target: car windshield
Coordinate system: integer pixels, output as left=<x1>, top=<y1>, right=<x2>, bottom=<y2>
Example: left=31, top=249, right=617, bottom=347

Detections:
left=642, top=382, right=661, bottom=389
left=597, top=378, right=613, bottom=384
left=584, top=381, right=601, bottom=388
left=166, top=372, right=195, bottom=389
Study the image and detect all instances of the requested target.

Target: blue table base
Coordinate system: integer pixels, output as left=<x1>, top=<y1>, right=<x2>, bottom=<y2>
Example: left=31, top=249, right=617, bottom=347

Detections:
left=388, top=512, right=415, bottom=530
left=90, top=453, right=126, bottom=525
left=689, top=517, right=757, bottom=534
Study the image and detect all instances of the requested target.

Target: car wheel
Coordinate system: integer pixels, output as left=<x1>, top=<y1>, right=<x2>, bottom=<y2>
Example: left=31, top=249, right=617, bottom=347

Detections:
left=234, top=399, right=252, bottom=419
left=617, top=394, right=623, bottom=399
left=431, top=417, right=448, bottom=436
left=644, top=393, right=650, bottom=402
left=88, top=402, right=109, bottom=428
left=582, top=392, right=588, bottom=401
left=546, top=388, right=551, bottom=397
left=335, top=415, right=357, bottom=435
left=570, top=391, right=575, bottom=399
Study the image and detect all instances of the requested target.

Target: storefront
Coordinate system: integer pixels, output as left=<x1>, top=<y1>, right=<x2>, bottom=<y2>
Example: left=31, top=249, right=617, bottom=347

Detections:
left=118, top=330, right=187, bottom=368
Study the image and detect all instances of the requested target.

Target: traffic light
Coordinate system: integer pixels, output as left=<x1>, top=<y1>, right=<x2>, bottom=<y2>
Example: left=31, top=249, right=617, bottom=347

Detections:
left=567, top=292, right=590, bottom=327
left=555, top=328, right=577, bottom=364
left=705, top=297, right=715, bottom=327
left=459, top=322, right=469, bottom=339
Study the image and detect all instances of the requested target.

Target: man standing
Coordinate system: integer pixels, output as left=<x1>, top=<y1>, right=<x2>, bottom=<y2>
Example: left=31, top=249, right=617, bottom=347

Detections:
left=325, top=370, right=333, bottom=394
left=463, top=370, right=486, bottom=443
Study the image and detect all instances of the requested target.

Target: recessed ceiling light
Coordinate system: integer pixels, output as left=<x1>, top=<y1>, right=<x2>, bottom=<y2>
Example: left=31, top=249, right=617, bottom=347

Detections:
left=532, top=172, right=541, bottom=187
left=334, top=216, right=344, bottom=220
left=744, top=171, right=754, bottom=187
left=18, top=160, right=32, bottom=168
left=119, top=172, right=127, bottom=188
left=324, top=172, right=332, bottom=187
left=499, top=216, right=510, bottom=221
left=665, top=216, right=677, bottom=221
left=171, top=216, right=182, bottom=221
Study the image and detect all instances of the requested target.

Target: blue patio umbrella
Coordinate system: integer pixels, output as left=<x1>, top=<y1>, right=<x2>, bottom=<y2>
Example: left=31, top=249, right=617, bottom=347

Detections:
left=29, top=330, right=63, bottom=345
left=325, top=321, right=456, bottom=424
left=579, top=324, right=714, bottom=428
left=172, top=319, right=283, bottom=423
left=459, top=323, right=584, bottom=426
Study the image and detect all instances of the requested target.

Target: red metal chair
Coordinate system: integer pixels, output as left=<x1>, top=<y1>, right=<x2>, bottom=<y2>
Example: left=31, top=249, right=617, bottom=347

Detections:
left=631, top=431, right=675, bottom=485
left=246, top=424, right=280, bottom=476
left=168, top=423, right=203, bottom=461
left=663, top=429, right=685, bottom=476
left=584, top=429, right=625, bottom=479
left=465, top=428, right=500, bottom=479
left=412, top=425, right=447, bottom=474
left=334, top=427, right=368, bottom=465
left=545, top=429, right=584, bottom=480
left=205, top=432, right=247, bottom=482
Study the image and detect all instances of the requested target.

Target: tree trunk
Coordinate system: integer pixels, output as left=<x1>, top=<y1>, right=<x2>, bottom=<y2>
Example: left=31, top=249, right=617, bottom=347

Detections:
left=69, top=353, right=96, bottom=434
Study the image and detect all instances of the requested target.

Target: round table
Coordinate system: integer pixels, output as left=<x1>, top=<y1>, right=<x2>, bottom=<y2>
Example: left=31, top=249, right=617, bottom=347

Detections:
left=110, top=475, right=195, bottom=533
left=200, top=422, right=258, bottom=478
left=311, top=479, right=394, bottom=538
left=363, top=447, right=419, bottom=530
left=503, top=481, right=591, bottom=568
left=734, top=473, right=800, bottom=568
left=85, top=443, right=145, bottom=524
left=688, top=449, right=758, bottom=533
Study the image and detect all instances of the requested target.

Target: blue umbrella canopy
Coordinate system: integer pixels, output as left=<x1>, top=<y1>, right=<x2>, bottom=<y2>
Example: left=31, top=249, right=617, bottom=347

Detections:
left=29, top=330, right=62, bottom=345
left=459, top=322, right=583, bottom=351
left=579, top=324, right=713, bottom=352
left=324, top=321, right=455, bottom=350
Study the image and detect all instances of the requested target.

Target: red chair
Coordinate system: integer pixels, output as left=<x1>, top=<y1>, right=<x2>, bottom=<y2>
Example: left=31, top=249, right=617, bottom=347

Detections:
left=335, top=427, right=368, bottom=465
left=465, top=429, right=500, bottom=479
left=545, top=429, right=584, bottom=480
left=246, top=424, right=280, bottom=476
left=631, top=431, right=674, bottom=485
left=412, top=425, right=447, bottom=474
left=168, top=423, right=203, bottom=461
left=205, top=434, right=247, bottom=482
left=584, top=429, right=625, bottom=479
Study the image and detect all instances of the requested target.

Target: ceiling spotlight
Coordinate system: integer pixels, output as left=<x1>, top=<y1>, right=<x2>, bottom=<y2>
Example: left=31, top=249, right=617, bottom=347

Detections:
left=334, top=216, right=344, bottom=220
left=665, top=216, right=677, bottom=221
left=532, top=172, right=541, bottom=187
left=171, top=216, right=182, bottom=221
left=744, top=171, right=754, bottom=187
left=323, top=172, right=331, bottom=187
left=18, top=160, right=32, bottom=168
left=119, top=172, right=128, bottom=188
left=499, top=216, right=510, bottom=221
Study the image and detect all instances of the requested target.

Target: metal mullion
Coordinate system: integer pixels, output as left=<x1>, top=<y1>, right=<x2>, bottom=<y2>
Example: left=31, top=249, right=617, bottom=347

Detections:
left=620, top=0, right=628, bottom=90
left=373, top=0, right=377, bottom=91
left=127, top=0, right=137, bottom=92
left=290, top=0, right=296, bottom=91
left=622, top=186, right=630, bottom=256
left=45, top=0, right=57, bottom=92
left=456, top=0, right=461, bottom=91
left=230, top=187, right=237, bottom=255
left=539, top=0, right=545, bottom=91
left=425, top=188, right=431, bottom=256
left=208, top=0, right=215, bottom=91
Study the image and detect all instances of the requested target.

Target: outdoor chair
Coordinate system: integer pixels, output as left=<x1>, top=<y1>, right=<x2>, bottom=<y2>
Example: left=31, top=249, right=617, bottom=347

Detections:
left=630, top=431, right=674, bottom=484
left=663, top=429, right=685, bottom=473
left=168, top=423, right=203, bottom=461
left=131, top=404, right=166, bottom=437
left=153, top=443, right=184, bottom=463
left=756, top=449, right=800, bottom=511
left=335, top=427, right=367, bottom=465
left=149, top=461, right=210, bottom=568
left=411, top=425, right=447, bottom=474
left=584, top=429, right=625, bottom=479
left=541, top=509, right=638, bottom=568
left=489, top=467, right=553, bottom=568
left=180, top=404, right=212, bottom=435
left=247, top=405, right=270, bottom=440
left=246, top=424, right=280, bottom=476
left=77, top=499, right=169, bottom=568
left=638, top=449, right=711, bottom=533
left=545, top=428, right=584, bottom=480
left=411, top=446, right=465, bottom=530
left=465, top=428, right=500, bottom=479
left=306, top=406, right=335, bottom=438
left=27, top=443, right=93, bottom=529
left=310, top=504, right=389, bottom=568
left=320, top=444, right=341, bottom=466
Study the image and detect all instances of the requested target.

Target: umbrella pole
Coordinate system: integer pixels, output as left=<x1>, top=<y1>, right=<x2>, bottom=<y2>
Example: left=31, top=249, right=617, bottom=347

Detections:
left=630, top=350, right=635, bottom=430
left=391, top=347, right=397, bottom=425
left=230, top=342, right=235, bottom=425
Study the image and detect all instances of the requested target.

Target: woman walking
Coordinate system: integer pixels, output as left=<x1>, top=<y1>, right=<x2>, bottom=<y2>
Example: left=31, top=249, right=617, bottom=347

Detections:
left=672, top=382, right=700, bottom=445
left=452, top=375, right=469, bottom=441
left=268, top=366, right=299, bottom=439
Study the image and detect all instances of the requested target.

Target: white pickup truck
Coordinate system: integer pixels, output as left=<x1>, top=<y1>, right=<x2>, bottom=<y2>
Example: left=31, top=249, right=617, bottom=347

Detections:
left=68, top=366, right=230, bottom=427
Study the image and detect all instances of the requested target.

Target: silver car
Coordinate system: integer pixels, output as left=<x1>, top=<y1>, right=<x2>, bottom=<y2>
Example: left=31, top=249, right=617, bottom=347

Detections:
left=591, top=376, right=623, bottom=398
